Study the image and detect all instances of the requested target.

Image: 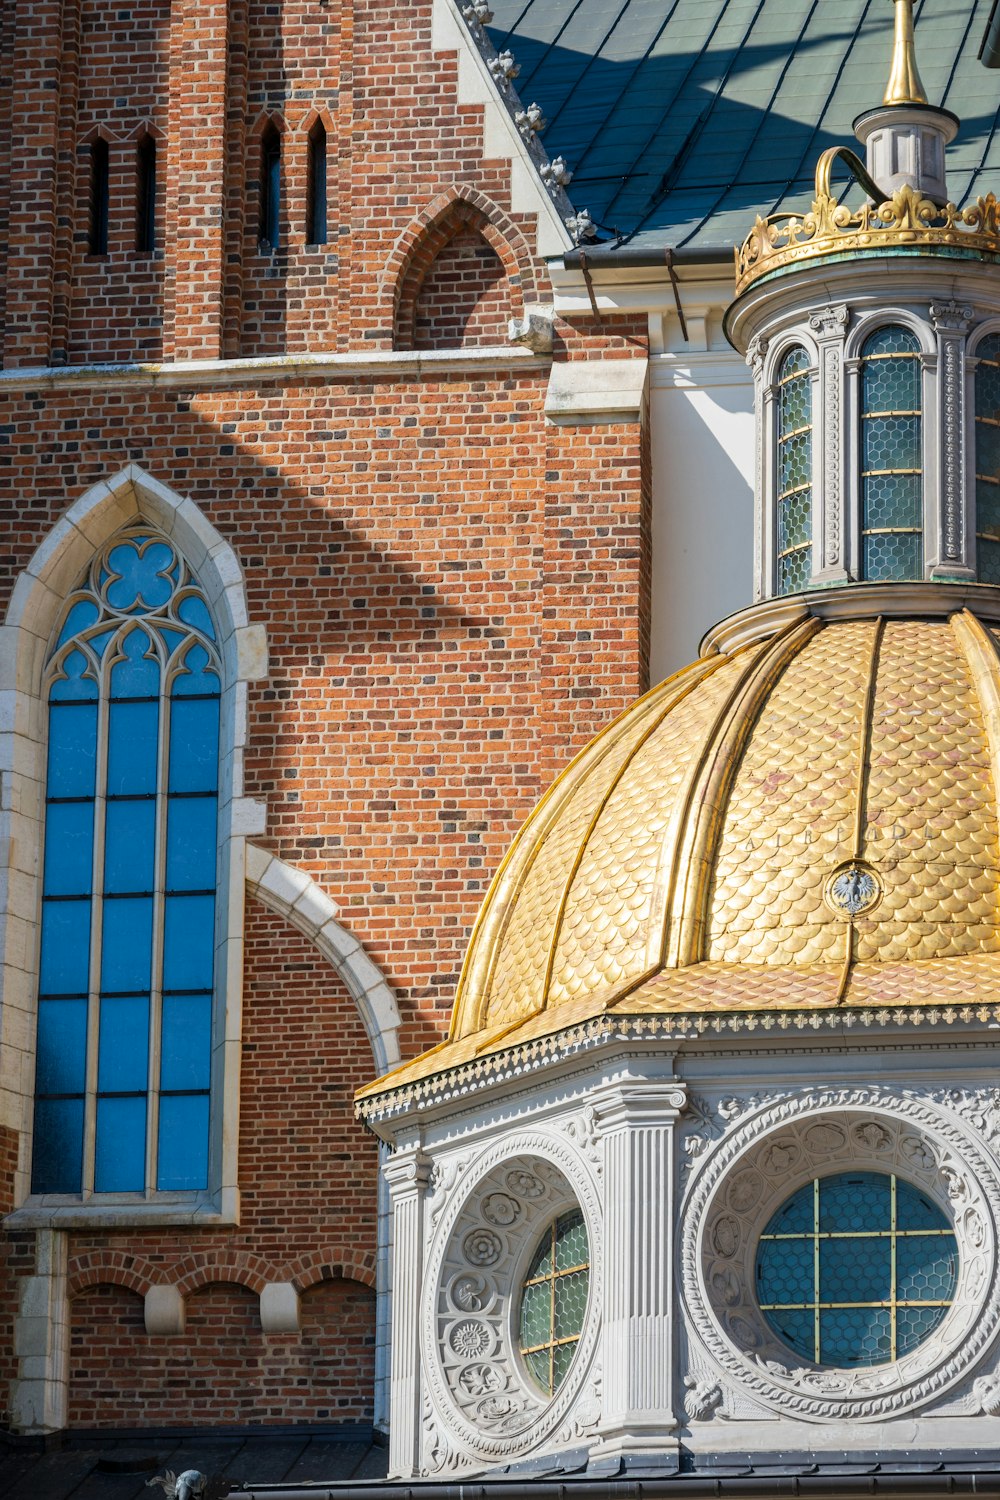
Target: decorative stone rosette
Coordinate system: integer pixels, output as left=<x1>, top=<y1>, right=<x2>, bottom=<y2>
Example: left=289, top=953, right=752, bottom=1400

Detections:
left=422, top=1134, right=601, bottom=1470
left=681, top=1088, right=1000, bottom=1422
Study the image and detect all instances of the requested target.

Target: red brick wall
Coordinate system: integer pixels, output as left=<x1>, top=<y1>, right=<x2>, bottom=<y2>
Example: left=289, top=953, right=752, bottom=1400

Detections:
left=1, top=1, right=555, bottom=365
left=64, top=0, right=170, bottom=363
left=0, top=0, right=652, bottom=1435
left=68, top=1278, right=374, bottom=1426
left=413, top=231, right=508, bottom=350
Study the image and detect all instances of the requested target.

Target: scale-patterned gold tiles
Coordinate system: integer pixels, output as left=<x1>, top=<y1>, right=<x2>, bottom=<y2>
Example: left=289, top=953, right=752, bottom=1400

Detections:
left=460, top=611, right=1000, bottom=1031
left=359, top=610, right=1000, bottom=1104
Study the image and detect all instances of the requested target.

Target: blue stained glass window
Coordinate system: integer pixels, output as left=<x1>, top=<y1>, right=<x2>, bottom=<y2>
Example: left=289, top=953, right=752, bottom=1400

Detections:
left=97, top=995, right=149, bottom=1093
left=31, top=1098, right=85, bottom=1195
left=31, top=529, right=221, bottom=1198
left=755, top=1171, right=957, bottom=1367
left=39, top=900, right=91, bottom=995
left=43, top=802, right=94, bottom=897
left=776, top=346, right=814, bottom=596
left=166, top=797, right=217, bottom=891
left=101, top=897, right=154, bottom=993
left=860, top=327, right=923, bottom=580
left=162, top=895, right=215, bottom=992
left=36, top=999, right=88, bottom=1095
left=103, top=801, right=156, bottom=894
left=157, top=1095, right=210, bottom=1191
left=107, top=701, right=159, bottom=795
left=975, top=333, right=1000, bottom=582
left=160, top=994, right=212, bottom=1092
left=47, top=704, right=98, bottom=797
left=95, top=1096, right=147, bottom=1192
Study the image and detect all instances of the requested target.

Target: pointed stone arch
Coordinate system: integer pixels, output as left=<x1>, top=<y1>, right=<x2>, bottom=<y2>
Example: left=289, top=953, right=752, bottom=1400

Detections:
left=0, top=464, right=268, bottom=1217
left=386, top=186, right=538, bottom=350
left=245, top=844, right=401, bottom=1073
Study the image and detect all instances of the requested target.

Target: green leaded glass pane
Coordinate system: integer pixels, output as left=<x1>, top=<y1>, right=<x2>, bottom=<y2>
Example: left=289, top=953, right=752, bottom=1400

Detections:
left=976, top=335, right=1000, bottom=582
left=862, top=325, right=921, bottom=359
left=863, top=532, right=923, bottom=582
left=779, top=429, right=811, bottom=497
left=555, top=1210, right=588, bottom=1270
left=520, top=1281, right=551, bottom=1347
left=553, top=1269, right=589, bottom=1340
left=518, top=1209, right=590, bottom=1398
left=778, top=547, right=811, bottom=596
left=979, top=537, right=1000, bottom=584
left=976, top=421, right=1000, bottom=479
left=862, top=414, right=921, bottom=472
left=755, top=1171, right=957, bottom=1369
left=776, top=347, right=813, bottom=597
left=779, top=490, right=811, bottom=554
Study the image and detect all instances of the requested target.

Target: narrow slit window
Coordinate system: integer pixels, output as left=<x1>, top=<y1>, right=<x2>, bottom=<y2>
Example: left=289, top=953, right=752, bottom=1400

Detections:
left=975, top=333, right=1000, bottom=583
left=259, top=124, right=282, bottom=252
left=307, top=120, right=328, bottom=246
left=860, top=326, right=923, bottom=581
left=31, top=530, right=221, bottom=1199
left=136, top=135, right=157, bottom=254
left=89, top=137, right=110, bottom=256
left=776, top=345, right=814, bottom=595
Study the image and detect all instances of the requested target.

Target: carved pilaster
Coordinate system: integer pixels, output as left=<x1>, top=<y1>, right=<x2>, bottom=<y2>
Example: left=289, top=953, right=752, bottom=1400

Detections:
left=930, top=300, right=976, bottom=580
left=384, top=1143, right=432, bottom=1479
left=748, top=335, right=770, bottom=602
left=808, top=304, right=850, bottom=586
left=592, top=1080, right=687, bottom=1459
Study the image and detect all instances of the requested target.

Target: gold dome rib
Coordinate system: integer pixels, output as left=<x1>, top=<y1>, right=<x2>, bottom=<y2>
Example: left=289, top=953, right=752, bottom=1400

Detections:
left=450, top=655, right=720, bottom=1039
left=661, top=616, right=823, bottom=970
left=836, top=617, right=886, bottom=1003
left=952, top=610, right=1000, bottom=779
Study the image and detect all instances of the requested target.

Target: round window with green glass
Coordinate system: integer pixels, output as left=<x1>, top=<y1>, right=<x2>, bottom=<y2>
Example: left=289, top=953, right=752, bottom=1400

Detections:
left=518, top=1208, right=590, bottom=1396
left=755, top=1171, right=958, bottom=1367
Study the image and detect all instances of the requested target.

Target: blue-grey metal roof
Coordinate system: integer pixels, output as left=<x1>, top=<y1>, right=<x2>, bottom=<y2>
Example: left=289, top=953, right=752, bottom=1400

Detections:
left=487, top=0, right=1000, bottom=254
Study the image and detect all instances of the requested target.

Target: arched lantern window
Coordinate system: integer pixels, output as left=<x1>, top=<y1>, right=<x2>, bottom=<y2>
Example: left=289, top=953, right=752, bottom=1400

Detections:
left=775, top=346, right=814, bottom=596
left=860, top=326, right=923, bottom=581
left=975, top=332, right=1000, bottom=583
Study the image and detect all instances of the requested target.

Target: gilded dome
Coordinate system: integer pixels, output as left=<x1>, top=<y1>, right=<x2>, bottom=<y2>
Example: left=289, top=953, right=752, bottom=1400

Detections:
left=358, top=599, right=1000, bottom=1106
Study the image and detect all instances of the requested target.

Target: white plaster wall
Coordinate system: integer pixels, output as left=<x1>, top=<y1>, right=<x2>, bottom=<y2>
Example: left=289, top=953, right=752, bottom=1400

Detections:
left=649, top=350, right=755, bottom=683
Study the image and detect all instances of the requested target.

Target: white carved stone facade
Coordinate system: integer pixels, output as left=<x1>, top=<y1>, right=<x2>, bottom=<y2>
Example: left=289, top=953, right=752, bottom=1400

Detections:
left=364, top=1031, right=1000, bottom=1478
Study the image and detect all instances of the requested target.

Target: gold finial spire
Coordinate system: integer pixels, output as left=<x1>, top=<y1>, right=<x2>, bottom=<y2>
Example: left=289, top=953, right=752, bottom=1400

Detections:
left=883, top=0, right=928, bottom=106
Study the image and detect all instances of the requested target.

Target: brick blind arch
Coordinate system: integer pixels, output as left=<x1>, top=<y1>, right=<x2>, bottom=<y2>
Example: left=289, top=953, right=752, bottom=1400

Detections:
left=391, top=195, right=531, bottom=352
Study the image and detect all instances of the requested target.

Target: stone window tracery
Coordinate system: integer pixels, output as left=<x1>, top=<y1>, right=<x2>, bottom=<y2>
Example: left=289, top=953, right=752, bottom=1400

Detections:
left=776, top=345, right=814, bottom=596
left=32, top=529, right=221, bottom=1199
left=860, top=326, right=924, bottom=580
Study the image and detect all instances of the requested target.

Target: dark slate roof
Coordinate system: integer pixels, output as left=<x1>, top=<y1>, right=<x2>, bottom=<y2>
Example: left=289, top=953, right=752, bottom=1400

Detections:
left=0, top=1428, right=386, bottom=1500
left=487, top=0, right=1000, bottom=253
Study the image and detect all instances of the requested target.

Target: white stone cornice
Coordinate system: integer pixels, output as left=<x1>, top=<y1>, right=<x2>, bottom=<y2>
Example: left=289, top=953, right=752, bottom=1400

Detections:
left=0, top=345, right=550, bottom=393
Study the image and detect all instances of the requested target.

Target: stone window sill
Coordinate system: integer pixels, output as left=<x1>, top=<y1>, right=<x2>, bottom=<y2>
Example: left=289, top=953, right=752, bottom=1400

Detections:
left=5, top=1188, right=239, bottom=1230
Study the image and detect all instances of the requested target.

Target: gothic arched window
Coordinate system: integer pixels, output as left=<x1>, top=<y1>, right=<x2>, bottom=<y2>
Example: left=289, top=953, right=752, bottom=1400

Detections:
left=776, top=345, right=814, bottom=596
left=32, top=530, right=221, bottom=1198
left=860, top=326, right=923, bottom=581
left=306, top=119, right=328, bottom=246
left=975, top=332, right=1000, bottom=583
left=259, top=123, right=282, bottom=252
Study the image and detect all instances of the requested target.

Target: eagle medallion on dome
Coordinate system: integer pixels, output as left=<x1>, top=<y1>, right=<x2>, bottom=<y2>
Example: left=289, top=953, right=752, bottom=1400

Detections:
left=824, top=861, right=883, bottom=918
